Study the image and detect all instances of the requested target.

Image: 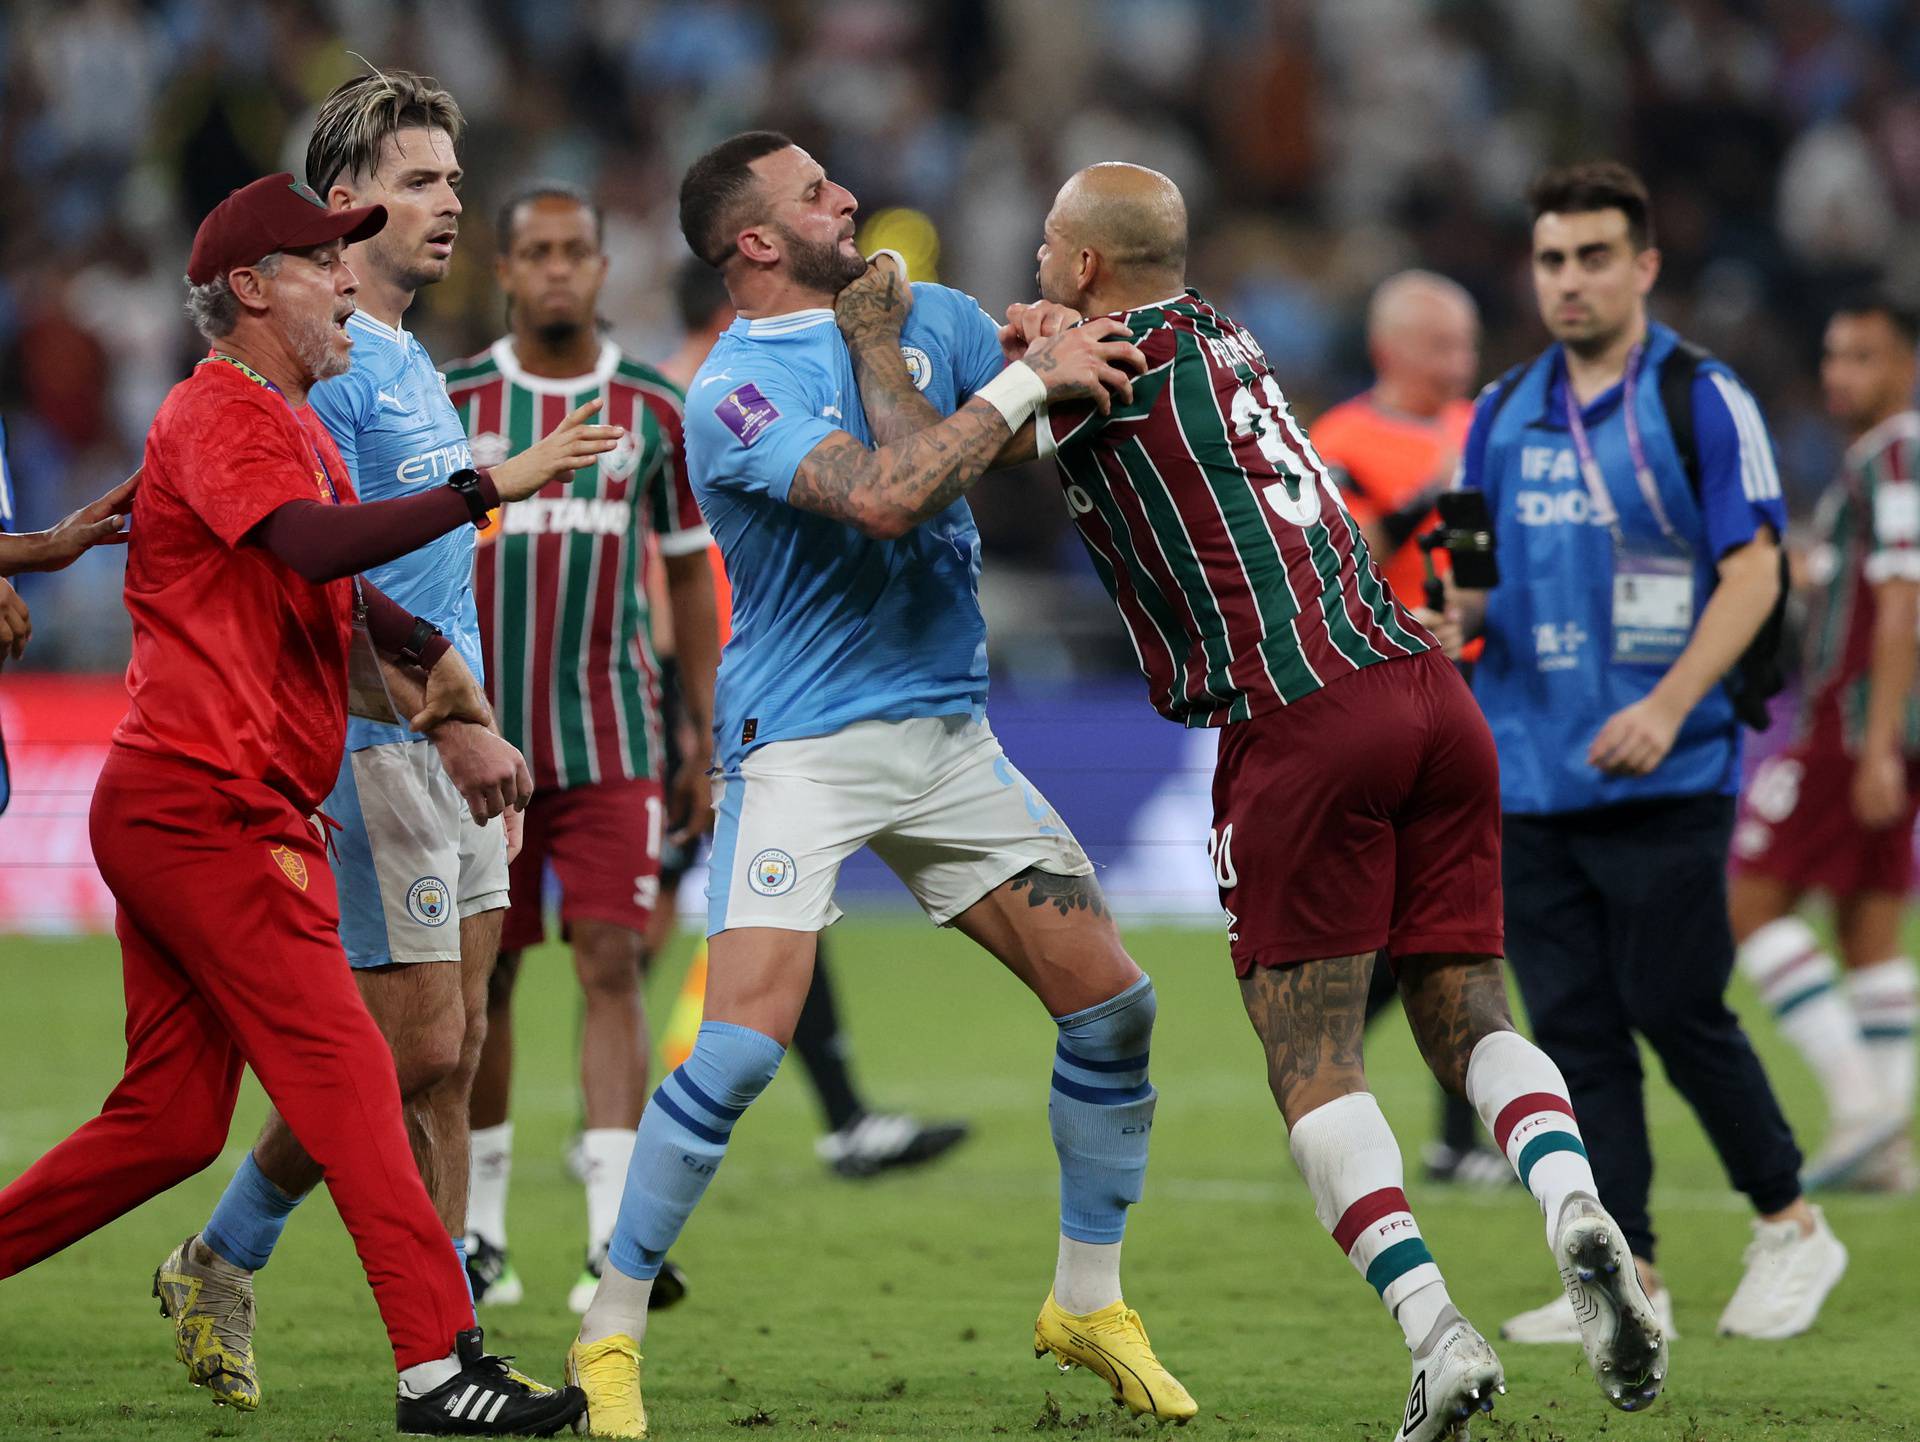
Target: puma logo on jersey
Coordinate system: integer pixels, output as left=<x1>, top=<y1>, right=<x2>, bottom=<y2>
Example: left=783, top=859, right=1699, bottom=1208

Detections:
left=376, top=389, right=413, bottom=414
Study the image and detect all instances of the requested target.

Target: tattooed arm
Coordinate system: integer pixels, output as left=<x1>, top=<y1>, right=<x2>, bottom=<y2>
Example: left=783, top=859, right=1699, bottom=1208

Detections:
left=833, top=266, right=1095, bottom=477
left=793, top=317, right=1145, bottom=538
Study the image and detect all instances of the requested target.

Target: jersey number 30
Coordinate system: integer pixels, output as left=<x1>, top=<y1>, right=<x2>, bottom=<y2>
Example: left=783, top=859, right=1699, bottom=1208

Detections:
left=1230, top=374, right=1344, bottom=528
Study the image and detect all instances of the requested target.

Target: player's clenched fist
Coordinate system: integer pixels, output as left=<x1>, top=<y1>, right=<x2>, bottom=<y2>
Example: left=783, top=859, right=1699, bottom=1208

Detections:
left=999, top=301, right=1082, bottom=364
left=1022, top=317, right=1146, bottom=415
left=835, top=250, right=913, bottom=340
left=431, top=722, right=535, bottom=824
left=490, top=398, right=624, bottom=503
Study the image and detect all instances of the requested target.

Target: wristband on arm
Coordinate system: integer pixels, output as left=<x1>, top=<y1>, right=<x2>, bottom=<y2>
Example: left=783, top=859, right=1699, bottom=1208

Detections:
left=360, top=581, right=451, bottom=671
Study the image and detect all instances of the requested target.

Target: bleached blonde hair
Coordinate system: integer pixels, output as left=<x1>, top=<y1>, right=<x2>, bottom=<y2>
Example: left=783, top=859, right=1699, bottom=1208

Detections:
left=304, top=65, right=464, bottom=196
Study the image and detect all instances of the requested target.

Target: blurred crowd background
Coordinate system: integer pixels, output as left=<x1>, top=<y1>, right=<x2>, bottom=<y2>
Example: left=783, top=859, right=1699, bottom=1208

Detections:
left=3, top=0, right=1918, bottom=677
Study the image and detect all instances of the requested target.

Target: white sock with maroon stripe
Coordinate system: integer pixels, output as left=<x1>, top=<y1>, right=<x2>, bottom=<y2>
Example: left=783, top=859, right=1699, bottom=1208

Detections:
left=1465, top=1030, right=1598, bottom=1250
left=1738, top=918, right=1881, bottom=1125
left=1288, top=1092, right=1451, bottom=1351
left=1847, top=956, right=1919, bottom=1117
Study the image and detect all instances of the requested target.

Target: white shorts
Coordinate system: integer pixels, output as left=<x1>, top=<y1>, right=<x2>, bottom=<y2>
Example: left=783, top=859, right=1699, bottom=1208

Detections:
left=327, top=739, right=510, bottom=967
left=706, top=713, right=1093, bottom=935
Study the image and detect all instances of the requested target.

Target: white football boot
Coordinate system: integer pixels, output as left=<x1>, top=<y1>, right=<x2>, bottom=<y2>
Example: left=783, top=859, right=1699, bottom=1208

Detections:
left=1551, top=1197, right=1668, bottom=1411
left=1392, top=1307, right=1503, bottom=1442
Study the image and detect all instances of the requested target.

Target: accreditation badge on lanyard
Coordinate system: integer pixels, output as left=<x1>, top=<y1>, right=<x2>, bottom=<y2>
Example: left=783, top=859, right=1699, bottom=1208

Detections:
left=1565, top=345, right=1694, bottom=666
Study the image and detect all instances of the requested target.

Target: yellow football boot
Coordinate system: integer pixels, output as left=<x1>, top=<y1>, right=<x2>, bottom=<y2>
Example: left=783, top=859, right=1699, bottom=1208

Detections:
left=1034, top=1292, right=1197, bottom=1423
left=153, top=1234, right=260, bottom=1410
left=565, top=1333, right=647, bottom=1438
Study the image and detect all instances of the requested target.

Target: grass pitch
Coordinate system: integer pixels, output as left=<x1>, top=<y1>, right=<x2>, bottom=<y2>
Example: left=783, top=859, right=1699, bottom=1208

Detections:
left=1, top=919, right=1914, bottom=1440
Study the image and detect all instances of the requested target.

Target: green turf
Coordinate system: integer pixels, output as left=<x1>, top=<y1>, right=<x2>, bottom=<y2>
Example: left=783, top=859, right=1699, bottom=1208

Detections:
left=1, top=920, right=1914, bottom=1440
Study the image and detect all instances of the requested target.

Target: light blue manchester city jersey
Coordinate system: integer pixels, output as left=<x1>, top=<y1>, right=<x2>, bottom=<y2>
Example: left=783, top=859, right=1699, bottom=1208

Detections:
left=684, top=283, right=1005, bottom=769
left=312, top=311, right=482, bottom=750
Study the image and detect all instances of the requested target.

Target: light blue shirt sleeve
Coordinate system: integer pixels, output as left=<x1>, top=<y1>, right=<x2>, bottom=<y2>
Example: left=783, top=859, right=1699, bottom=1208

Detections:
left=689, top=362, right=838, bottom=505
left=943, top=288, right=1006, bottom=401
left=308, top=368, right=373, bottom=490
left=1691, top=368, right=1787, bottom=559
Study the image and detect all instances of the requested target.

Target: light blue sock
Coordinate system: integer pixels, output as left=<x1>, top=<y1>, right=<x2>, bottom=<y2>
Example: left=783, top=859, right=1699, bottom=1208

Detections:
left=606, top=1020, right=785, bottom=1280
left=1051, top=974, right=1157, bottom=1244
left=202, top=1153, right=304, bottom=1271
left=452, top=1234, right=474, bottom=1305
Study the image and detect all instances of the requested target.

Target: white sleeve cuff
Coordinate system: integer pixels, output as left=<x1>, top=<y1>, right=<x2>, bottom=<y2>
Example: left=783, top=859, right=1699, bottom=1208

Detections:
left=656, top=526, right=714, bottom=558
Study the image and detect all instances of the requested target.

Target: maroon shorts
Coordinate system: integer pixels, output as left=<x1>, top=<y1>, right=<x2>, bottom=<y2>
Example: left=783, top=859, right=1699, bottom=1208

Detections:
left=1210, top=648, right=1504, bottom=974
left=1731, top=741, right=1920, bottom=897
left=500, top=777, right=665, bottom=953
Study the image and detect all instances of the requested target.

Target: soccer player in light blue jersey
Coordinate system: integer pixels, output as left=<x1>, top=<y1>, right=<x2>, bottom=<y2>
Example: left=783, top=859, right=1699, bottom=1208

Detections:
left=155, top=71, right=624, bottom=1413
left=560, top=132, right=1195, bottom=1437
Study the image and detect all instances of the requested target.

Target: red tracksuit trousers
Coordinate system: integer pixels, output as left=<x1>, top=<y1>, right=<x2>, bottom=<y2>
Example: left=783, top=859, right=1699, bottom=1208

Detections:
left=0, top=748, right=472, bottom=1370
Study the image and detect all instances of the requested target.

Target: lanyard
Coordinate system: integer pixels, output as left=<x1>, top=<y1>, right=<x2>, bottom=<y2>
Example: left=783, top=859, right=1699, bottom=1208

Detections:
left=197, top=351, right=341, bottom=505
left=198, top=350, right=367, bottom=621
left=1562, top=342, right=1684, bottom=551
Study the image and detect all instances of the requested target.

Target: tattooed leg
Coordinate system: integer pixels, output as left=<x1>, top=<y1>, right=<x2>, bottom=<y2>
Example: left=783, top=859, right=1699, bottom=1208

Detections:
left=952, top=866, right=1138, bottom=1016
left=1394, top=955, right=1515, bottom=1096
left=1238, top=955, right=1373, bottom=1126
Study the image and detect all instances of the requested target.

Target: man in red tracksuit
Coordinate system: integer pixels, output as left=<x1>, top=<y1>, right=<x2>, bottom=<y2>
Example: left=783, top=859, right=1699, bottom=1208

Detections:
left=0, top=173, right=617, bottom=1435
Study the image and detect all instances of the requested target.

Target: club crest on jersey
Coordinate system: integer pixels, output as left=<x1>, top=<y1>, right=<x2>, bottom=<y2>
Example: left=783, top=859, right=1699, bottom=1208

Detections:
left=603, top=429, right=641, bottom=480
left=469, top=431, right=510, bottom=468
left=899, top=345, right=933, bottom=392
left=407, top=876, right=451, bottom=927
left=716, top=383, right=779, bottom=447
left=747, top=848, right=797, bottom=897
left=268, top=845, right=308, bottom=891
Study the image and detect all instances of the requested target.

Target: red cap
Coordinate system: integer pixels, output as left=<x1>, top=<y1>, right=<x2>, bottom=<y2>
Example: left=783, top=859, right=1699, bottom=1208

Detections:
left=187, top=172, right=387, bottom=286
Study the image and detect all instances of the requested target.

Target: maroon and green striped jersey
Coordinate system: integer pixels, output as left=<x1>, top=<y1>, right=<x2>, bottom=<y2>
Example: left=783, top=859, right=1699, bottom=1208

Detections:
left=443, top=339, right=711, bottom=791
left=1798, top=409, right=1920, bottom=755
left=1038, top=289, right=1432, bottom=727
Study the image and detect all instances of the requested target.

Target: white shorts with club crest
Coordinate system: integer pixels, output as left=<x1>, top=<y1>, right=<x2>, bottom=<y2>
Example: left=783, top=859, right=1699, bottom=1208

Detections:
left=706, top=713, right=1092, bottom=935
left=327, top=738, right=511, bottom=967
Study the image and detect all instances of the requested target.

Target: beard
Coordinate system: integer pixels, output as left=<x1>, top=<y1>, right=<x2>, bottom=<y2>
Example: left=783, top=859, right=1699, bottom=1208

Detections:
left=777, top=223, right=867, bottom=294
left=292, top=311, right=351, bottom=383
left=363, top=228, right=447, bottom=295
left=533, top=317, right=589, bottom=349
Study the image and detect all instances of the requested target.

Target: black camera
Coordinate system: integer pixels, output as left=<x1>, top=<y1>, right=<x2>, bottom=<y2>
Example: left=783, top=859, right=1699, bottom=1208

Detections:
left=1416, top=488, right=1499, bottom=609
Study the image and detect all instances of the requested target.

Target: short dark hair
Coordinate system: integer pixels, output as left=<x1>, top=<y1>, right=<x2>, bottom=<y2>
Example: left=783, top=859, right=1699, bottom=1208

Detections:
left=1831, top=291, right=1920, bottom=349
left=1526, top=160, right=1655, bottom=251
left=678, top=130, right=794, bottom=268
left=674, top=256, right=733, bottom=332
left=306, top=68, right=464, bottom=196
left=495, top=181, right=603, bottom=255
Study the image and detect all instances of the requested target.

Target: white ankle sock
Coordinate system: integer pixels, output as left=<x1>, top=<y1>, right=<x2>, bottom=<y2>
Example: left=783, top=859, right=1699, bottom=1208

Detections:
left=578, top=1259, right=654, bottom=1347
left=397, top=1350, right=462, bottom=1397
left=1396, top=1279, right=1452, bottom=1351
left=467, top=1121, right=513, bottom=1248
left=1052, top=1235, right=1122, bottom=1315
left=1740, top=919, right=1880, bottom=1124
left=581, top=1128, right=637, bottom=1257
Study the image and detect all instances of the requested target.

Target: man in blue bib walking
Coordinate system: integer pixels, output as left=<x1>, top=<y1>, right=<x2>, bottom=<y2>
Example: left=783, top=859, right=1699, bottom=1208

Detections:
left=1426, top=161, right=1846, bottom=1344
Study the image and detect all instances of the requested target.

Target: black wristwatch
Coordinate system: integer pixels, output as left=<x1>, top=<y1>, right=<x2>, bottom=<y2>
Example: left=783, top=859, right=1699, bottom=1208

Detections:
left=446, top=468, right=490, bottom=528
left=398, top=616, right=443, bottom=669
